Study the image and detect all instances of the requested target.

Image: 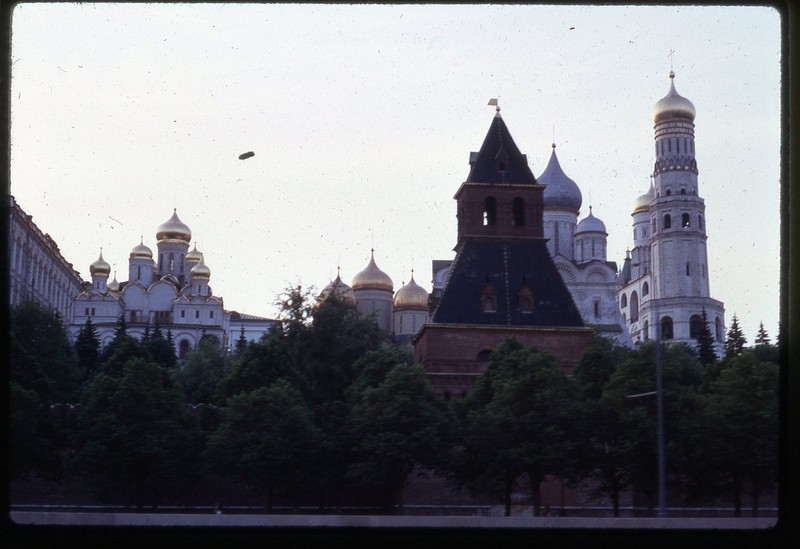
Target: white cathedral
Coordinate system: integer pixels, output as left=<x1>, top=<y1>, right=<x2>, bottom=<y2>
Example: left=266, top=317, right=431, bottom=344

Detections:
left=69, top=210, right=274, bottom=357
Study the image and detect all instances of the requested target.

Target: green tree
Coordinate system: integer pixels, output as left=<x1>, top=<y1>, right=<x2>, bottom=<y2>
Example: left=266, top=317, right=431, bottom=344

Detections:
left=235, top=326, right=248, bottom=357
left=572, top=336, right=633, bottom=516
left=10, top=382, right=61, bottom=481
left=451, top=339, right=579, bottom=516
left=216, top=333, right=307, bottom=402
left=74, top=317, right=101, bottom=380
left=701, top=351, right=778, bottom=516
left=204, top=380, right=323, bottom=511
left=724, top=314, right=747, bottom=359
left=303, top=293, right=386, bottom=404
left=696, top=308, right=717, bottom=366
left=754, top=322, right=771, bottom=346
left=10, top=301, right=82, bottom=403
left=69, top=357, right=201, bottom=509
left=144, top=321, right=177, bottom=368
left=603, top=342, right=705, bottom=515
left=346, top=359, right=447, bottom=511
left=177, top=336, right=232, bottom=405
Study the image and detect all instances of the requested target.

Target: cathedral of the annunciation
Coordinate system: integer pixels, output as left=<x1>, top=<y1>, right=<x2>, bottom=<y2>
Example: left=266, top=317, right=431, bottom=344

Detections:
left=10, top=72, right=726, bottom=361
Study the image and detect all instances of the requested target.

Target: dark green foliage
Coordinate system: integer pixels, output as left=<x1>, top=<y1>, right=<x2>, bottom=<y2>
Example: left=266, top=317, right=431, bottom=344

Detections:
left=10, top=301, right=82, bottom=403
left=74, top=317, right=101, bottom=380
left=235, top=326, right=247, bottom=356
left=603, top=342, right=704, bottom=513
left=303, top=294, right=386, bottom=404
left=143, top=321, right=177, bottom=368
left=724, top=314, right=747, bottom=359
left=216, top=334, right=307, bottom=402
left=572, top=335, right=629, bottom=400
left=697, top=351, right=778, bottom=516
left=696, top=308, right=717, bottom=366
left=571, top=337, right=633, bottom=516
left=204, top=380, right=323, bottom=511
left=10, top=382, right=61, bottom=481
left=754, top=322, right=771, bottom=346
left=451, top=338, right=579, bottom=516
left=177, top=336, right=232, bottom=405
left=346, top=357, right=447, bottom=509
left=69, top=356, right=201, bottom=508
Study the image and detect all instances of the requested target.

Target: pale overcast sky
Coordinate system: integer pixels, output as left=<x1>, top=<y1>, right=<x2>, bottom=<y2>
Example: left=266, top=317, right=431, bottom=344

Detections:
left=9, top=3, right=782, bottom=342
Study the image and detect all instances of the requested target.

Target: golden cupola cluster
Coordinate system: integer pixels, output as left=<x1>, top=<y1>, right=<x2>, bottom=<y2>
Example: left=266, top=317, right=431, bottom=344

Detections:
left=652, top=71, right=696, bottom=124
left=351, top=250, right=394, bottom=292
left=156, top=209, right=192, bottom=243
left=393, top=274, right=429, bottom=310
left=90, top=250, right=111, bottom=276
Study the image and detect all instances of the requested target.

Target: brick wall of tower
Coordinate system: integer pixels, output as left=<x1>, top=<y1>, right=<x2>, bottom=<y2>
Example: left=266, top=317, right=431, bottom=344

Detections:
left=413, top=324, right=593, bottom=395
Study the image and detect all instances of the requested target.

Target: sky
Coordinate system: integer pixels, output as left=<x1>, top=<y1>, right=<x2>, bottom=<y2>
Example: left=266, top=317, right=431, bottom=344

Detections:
left=8, top=3, right=782, bottom=342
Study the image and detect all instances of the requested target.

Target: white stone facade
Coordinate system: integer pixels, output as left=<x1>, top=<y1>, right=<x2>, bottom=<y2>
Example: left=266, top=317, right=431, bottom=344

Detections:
left=619, top=72, right=725, bottom=353
left=68, top=210, right=274, bottom=358
left=8, top=196, right=83, bottom=320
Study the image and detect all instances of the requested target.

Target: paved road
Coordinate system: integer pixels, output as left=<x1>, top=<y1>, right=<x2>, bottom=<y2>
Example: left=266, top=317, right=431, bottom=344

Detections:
left=9, top=511, right=778, bottom=529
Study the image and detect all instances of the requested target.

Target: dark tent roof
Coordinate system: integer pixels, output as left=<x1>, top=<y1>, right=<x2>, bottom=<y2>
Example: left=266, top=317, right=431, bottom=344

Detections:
left=466, top=114, right=538, bottom=186
left=432, top=238, right=584, bottom=327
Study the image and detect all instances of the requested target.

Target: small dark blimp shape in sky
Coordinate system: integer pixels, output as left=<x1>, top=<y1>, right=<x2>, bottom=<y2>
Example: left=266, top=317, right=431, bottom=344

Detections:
left=238, top=151, right=255, bottom=160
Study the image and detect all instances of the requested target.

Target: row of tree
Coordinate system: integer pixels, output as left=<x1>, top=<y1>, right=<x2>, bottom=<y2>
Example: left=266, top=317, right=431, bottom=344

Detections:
left=9, top=296, right=779, bottom=516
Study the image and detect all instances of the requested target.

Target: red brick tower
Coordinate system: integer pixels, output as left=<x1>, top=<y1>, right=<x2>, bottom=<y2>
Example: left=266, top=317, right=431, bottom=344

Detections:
left=413, top=106, right=594, bottom=397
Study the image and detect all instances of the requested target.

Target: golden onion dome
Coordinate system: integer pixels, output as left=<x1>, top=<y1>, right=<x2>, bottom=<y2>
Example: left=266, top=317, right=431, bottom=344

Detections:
left=190, top=258, right=211, bottom=279
left=185, top=244, right=204, bottom=262
left=633, top=181, right=656, bottom=213
left=89, top=250, right=111, bottom=276
left=351, top=250, right=393, bottom=292
left=107, top=273, right=120, bottom=292
left=652, top=71, right=696, bottom=124
left=156, top=209, right=192, bottom=243
left=393, top=274, right=429, bottom=310
left=319, top=273, right=356, bottom=303
left=130, top=237, right=153, bottom=259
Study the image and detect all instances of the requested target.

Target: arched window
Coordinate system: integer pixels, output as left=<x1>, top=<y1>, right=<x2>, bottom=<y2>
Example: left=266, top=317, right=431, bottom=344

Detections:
left=512, top=197, right=525, bottom=226
left=481, top=281, right=497, bottom=312
left=661, top=316, right=674, bottom=339
left=698, top=215, right=704, bottom=230
left=621, top=293, right=627, bottom=308
left=689, top=314, right=702, bottom=339
left=179, top=339, right=191, bottom=358
left=483, top=196, right=497, bottom=226
left=666, top=189, right=672, bottom=196
left=630, top=291, right=639, bottom=322
left=680, top=188, right=686, bottom=195
left=643, top=320, right=650, bottom=342
left=682, top=213, right=690, bottom=228
left=642, top=281, right=649, bottom=296
left=663, top=214, right=671, bottom=229
left=477, top=350, right=492, bottom=362
left=518, top=285, right=534, bottom=313
left=715, top=317, right=723, bottom=342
